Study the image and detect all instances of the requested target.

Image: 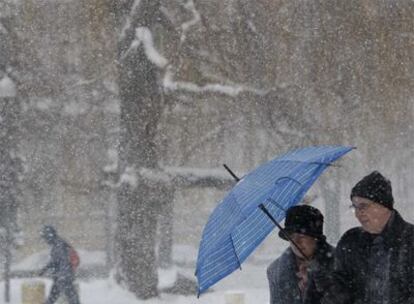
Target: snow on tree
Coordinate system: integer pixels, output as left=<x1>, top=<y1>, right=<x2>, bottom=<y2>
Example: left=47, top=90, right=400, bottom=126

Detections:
left=115, top=0, right=172, bottom=298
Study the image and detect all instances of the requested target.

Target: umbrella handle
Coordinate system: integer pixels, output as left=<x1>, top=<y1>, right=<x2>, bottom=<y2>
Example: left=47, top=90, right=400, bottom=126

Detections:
left=259, top=204, right=310, bottom=261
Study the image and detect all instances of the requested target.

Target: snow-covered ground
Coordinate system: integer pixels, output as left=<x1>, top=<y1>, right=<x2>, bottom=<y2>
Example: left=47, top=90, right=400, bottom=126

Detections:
left=1, top=263, right=269, bottom=304
left=2, top=234, right=285, bottom=304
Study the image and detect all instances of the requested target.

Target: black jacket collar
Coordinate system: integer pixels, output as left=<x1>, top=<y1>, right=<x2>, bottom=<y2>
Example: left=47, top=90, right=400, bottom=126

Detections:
left=360, top=210, right=407, bottom=249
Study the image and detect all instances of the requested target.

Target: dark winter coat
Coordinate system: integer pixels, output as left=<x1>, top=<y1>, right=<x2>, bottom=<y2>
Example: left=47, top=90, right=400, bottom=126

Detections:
left=323, top=210, right=414, bottom=304
left=41, top=236, right=75, bottom=282
left=267, top=241, right=335, bottom=304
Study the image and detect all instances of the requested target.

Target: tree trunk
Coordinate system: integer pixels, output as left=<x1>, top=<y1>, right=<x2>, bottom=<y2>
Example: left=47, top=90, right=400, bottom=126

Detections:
left=157, top=189, right=175, bottom=269
left=115, top=0, right=166, bottom=298
left=116, top=183, right=160, bottom=298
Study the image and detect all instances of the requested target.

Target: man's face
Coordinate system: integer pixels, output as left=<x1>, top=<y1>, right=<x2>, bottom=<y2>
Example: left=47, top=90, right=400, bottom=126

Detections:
left=288, top=232, right=318, bottom=260
left=351, top=196, right=392, bottom=234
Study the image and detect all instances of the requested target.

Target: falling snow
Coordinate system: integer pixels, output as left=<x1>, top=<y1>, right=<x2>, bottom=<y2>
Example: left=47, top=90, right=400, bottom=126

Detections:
left=0, top=1, right=413, bottom=303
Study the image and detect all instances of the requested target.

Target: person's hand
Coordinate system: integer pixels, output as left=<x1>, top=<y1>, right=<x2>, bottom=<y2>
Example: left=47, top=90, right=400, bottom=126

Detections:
left=308, top=260, right=332, bottom=292
left=312, top=269, right=332, bottom=292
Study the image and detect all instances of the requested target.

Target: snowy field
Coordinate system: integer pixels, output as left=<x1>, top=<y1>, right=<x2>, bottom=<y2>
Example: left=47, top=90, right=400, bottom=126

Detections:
left=1, top=263, right=269, bottom=304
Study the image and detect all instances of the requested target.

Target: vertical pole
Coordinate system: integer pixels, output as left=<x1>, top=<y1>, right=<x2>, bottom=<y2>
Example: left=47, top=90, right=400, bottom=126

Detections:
left=4, top=223, right=11, bottom=303
left=104, top=195, right=112, bottom=274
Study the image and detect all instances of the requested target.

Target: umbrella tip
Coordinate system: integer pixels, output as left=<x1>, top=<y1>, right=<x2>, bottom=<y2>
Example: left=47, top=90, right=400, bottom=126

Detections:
left=223, top=164, right=240, bottom=182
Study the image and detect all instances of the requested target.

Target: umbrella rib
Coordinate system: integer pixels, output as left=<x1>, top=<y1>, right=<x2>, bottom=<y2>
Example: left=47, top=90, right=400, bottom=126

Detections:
left=265, top=176, right=303, bottom=212
left=274, top=176, right=302, bottom=186
left=266, top=197, right=287, bottom=212
left=230, top=234, right=242, bottom=270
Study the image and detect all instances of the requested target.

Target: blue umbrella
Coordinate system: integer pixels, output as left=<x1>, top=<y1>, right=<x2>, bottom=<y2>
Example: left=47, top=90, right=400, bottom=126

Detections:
left=195, top=145, right=354, bottom=295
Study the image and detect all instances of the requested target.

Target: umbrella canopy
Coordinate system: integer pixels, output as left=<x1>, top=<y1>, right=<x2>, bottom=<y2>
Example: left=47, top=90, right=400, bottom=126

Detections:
left=195, top=145, right=354, bottom=295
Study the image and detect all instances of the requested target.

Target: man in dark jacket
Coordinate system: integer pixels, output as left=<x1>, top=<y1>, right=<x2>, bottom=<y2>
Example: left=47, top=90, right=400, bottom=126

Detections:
left=323, top=171, right=414, bottom=304
left=39, top=225, right=81, bottom=304
left=267, top=205, right=334, bottom=304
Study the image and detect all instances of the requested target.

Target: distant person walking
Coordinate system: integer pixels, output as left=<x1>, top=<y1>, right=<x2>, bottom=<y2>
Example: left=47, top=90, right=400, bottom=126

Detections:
left=39, top=225, right=80, bottom=304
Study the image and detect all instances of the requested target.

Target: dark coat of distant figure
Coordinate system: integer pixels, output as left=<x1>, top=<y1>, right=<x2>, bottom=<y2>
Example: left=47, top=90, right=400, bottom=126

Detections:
left=39, top=225, right=80, bottom=304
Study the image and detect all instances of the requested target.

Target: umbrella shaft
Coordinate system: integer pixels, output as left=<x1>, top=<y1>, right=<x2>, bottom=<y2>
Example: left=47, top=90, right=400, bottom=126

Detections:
left=259, top=204, right=310, bottom=261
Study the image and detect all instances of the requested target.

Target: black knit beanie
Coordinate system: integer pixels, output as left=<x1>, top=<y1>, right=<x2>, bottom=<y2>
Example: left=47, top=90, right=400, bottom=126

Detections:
left=279, top=205, right=325, bottom=240
left=350, top=171, right=394, bottom=210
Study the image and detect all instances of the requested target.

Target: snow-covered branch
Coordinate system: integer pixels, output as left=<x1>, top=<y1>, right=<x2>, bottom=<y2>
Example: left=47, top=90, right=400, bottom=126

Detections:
left=120, top=0, right=142, bottom=39
left=163, top=68, right=268, bottom=97
left=180, top=0, right=201, bottom=43
left=121, top=27, right=169, bottom=68
left=121, top=9, right=269, bottom=98
left=135, top=27, right=169, bottom=68
left=115, top=166, right=234, bottom=190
